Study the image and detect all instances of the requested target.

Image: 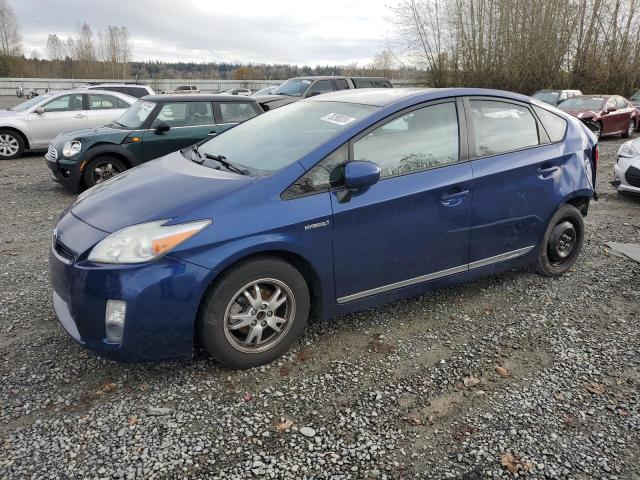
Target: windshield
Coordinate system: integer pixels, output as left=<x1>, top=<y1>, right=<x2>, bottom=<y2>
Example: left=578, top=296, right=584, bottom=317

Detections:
left=197, top=101, right=378, bottom=173
left=532, top=91, right=560, bottom=105
left=11, top=94, right=53, bottom=112
left=113, top=100, right=156, bottom=129
left=272, top=79, right=312, bottom=97
left=559, top=97, right=605, bottom=110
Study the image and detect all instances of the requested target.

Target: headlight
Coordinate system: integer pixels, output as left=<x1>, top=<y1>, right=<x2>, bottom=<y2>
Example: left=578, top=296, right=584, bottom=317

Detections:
left=62, top=140, right=81, bottom=157
left=618, top=141, right=640, bottom=159
left=88, top=219, right=211, bottom=264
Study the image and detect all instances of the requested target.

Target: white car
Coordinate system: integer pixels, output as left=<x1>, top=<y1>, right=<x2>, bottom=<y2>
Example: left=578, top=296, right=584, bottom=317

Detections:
left=614, top=138, right=640, bottom=195
left=0, top=89, right=136, bottom=159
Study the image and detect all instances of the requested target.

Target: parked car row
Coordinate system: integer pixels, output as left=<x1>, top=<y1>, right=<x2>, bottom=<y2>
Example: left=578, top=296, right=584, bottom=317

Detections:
left=532, top=88, right=640, bottom=139
left=48, top=87, right=599, bottom=368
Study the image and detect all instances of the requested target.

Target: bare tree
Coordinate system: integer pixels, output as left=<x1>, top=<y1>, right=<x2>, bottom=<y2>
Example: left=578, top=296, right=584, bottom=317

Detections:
left=0, top=0, right=21, bottom=56
left=46, top=34, right=65, bottom=61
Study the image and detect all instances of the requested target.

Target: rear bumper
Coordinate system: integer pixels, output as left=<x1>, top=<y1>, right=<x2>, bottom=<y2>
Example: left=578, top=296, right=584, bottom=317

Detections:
left=49, top=214, right=217, bottom=362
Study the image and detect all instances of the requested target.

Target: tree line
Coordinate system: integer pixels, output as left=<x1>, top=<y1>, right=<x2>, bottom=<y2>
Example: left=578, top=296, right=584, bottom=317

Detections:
left=390, top=0, right=640, bottom=96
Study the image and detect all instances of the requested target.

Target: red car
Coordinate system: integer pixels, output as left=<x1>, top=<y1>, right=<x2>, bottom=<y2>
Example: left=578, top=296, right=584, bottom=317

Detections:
left=558, top=94, right=639, bottom=139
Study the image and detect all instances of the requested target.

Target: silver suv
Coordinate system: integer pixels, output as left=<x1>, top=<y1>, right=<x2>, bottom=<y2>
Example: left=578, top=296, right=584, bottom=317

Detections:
left=82, top=83, right=155, bottom=98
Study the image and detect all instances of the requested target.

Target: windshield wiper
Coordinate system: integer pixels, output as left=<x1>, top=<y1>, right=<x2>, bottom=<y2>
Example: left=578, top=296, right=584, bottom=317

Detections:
left=190, top=144, right=204, bottom=163
left=203, top=153, right=249, bottom=175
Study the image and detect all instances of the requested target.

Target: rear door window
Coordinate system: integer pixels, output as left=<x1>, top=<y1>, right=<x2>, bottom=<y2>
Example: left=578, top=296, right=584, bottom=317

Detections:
left=335, top=79, right=349, bottom=90
left=469, top=100, right=539, bottom=157
left=88, top=94, right=120, bottom=110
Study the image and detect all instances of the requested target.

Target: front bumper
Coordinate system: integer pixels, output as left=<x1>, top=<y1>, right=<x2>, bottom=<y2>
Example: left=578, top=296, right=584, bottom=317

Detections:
left=45, top=146, right=83, bottom=191
left=613, top=156, right=640, bottom=195
left=49, top=212, right=216, bottom=362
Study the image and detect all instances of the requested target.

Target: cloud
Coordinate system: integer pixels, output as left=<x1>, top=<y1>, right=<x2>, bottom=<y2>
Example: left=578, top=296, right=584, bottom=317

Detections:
left=12, top=0, right=392, bottom=65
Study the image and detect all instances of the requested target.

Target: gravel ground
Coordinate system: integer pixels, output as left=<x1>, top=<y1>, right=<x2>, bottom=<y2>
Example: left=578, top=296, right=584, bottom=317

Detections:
left=0, top=95, right=639, bottom=478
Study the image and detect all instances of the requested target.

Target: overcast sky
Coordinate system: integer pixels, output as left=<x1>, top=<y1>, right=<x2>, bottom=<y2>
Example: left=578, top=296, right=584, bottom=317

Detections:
left=13, top=0, right=393, bottom=66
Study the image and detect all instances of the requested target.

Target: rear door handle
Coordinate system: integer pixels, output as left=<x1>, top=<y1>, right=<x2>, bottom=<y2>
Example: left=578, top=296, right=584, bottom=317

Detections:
left=441, top=189, right=470, bottom=207
left=74, top=114, right=86, bottom=118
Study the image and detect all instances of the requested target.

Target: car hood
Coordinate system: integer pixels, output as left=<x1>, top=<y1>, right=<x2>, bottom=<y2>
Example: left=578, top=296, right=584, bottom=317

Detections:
left=0, top=109, right=23, bottom=118
left=54, top=125, right=132, bottom=145
left=71, top=150, right=255, bottom=233
left=560, top=108, right=600, bottom=118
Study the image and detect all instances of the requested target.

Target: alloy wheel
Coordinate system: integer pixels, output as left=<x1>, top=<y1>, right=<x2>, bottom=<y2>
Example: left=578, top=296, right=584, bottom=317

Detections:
left=92, top=162, right=122, bottom=184
left=0, top=134, right=19, bottom=157
left=223, top=278, right=296, bottom=354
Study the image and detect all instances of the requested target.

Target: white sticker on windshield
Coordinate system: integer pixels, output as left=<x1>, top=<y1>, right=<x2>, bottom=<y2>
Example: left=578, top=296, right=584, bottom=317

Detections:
left=320, top=113, right=356, bottom=126
left=141, top=102, right=155, bottom=110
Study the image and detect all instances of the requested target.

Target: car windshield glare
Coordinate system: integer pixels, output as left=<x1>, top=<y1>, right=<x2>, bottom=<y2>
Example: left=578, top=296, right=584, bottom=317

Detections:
left=559, top=97, right=604, bottom=110
left=114, top=100, right=156, bottom=129
left=197, top=101, right=378, bottom=173
left=11, top=94, right=53, bottom=112
left=272, top=79, right=312, bottom=97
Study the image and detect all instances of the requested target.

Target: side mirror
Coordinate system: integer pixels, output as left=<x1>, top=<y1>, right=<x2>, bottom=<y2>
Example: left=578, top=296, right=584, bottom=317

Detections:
left=344, top=161, right=381, bottom=190
left=154, top=123, right=170, bottom=134
left=35, top=106, right=44, bottom=114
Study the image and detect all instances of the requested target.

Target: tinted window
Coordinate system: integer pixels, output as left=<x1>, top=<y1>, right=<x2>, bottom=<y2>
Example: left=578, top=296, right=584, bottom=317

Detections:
left=43, top=94, right=83, bottom=112
left=176, top=86, right=190, bottom=91
left=219, top=103, right=258, bottom=123
left=88, top=94, right=120, bottom=110
left=470, top=100, right=538, bottom=157
left=283, top=144, right=348, bottom=198
left=354, top=102, right=459, bottom=178
left=336, top=79, right=349, bottom=90
left=533, top=106, right=567, bottom=143
left=353, top=78, right=392, bottom=88
left=307, top=80, right=334, bottom=96
left=126, top=87, right=147, bottom=98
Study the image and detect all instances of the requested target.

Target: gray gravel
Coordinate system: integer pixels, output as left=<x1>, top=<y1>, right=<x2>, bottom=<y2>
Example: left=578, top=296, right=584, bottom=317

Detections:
left=0, top=101, right=639, bottom=478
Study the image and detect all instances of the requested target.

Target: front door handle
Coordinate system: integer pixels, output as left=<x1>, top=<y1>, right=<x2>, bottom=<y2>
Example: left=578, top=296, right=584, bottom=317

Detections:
left=441, top=189, right=470, bottom=207
left=207, top=130, right=217, bottom=136
left=74, top=114, right=86, bottom=119
left=537, top=165, right=559, bottom=177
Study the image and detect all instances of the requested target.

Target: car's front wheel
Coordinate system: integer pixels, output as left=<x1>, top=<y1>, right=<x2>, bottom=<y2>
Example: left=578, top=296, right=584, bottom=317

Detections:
left=83, top=156, right=127, bottom=188
left=0, top=129, right=25, bottom=159
left=198, top=256, right=310, bottom=369
left=536, top=204, right=585, bottom=277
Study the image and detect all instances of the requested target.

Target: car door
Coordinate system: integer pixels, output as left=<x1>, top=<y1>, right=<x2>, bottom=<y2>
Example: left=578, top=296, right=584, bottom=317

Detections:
left=85, top=93, right=130, bottom=129
left=142, top=101, right=215, bottom=161
left=602, top=98, right=623, bottom=134
left=330, top=99, right=472, bottom=302
left=466, top=98, right=566, bottom=264
left=213, top=101, right=261, bottom=135
left=26, top=93, right=87, bottom=147
left=615, top=96, right=633, bottom=132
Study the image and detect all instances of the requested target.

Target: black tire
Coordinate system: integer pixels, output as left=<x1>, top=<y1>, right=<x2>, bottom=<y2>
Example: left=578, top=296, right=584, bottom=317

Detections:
left=198, top=256, right=310, bottom=369
left=83, top=156, right=127, bottom=188
left=622, top=119, right=635, bottom=138
left=536, top=204, right=585, bottom=277
left=0, top=129, right=25, bottom=159
left=593, top=121, right=603, bottom=140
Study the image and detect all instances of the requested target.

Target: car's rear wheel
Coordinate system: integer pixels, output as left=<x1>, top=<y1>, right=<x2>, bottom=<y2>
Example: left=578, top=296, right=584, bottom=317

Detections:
left=623, top=119, right=636, bottom=138
left=83, top=156, right=127, bottom=188
left=198, top=256, right=310, bottom=369
left=0, top=129, right=25, bottom=159
left=536, top=204, right=585, bottom=277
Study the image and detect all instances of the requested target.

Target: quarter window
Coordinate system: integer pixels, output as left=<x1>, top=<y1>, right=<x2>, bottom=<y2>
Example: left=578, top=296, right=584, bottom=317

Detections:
left=353, top=102, right=459, bottom=178
left=533, top=106, right=567, bottom=143
left=283, top=144, right=348, bottom=199
left=219, top=103, right=258, bottom=123
left=43, top=94, right=83, bottom=112
left=470, top=100, right=539, bottom=156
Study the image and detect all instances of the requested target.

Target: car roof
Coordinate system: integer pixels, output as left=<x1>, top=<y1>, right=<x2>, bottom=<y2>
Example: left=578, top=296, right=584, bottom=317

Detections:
left=141, top=94, right=257, bottom=102
left=574, top=94, right=610, bottom=99
left=308, top=87, right=534, bottom=107
left=86, top=84, right=151, bottom=89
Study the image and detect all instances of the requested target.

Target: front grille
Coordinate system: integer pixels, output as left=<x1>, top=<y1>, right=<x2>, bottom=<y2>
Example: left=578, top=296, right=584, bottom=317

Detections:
left=52, top=231, right=75, bottom=263
left=45, top=145, right=58, bottom=161
left=625, top=165, right=640, bottom=188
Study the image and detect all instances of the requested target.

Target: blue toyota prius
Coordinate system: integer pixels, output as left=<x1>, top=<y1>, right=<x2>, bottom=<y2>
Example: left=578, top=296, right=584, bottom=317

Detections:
left=50, top=88, right=598, bottom=368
